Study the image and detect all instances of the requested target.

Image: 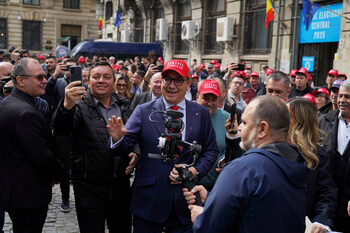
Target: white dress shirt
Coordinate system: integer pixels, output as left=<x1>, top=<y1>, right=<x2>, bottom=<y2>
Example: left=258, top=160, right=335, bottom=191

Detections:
left=337, top=112, right=350, bottom=155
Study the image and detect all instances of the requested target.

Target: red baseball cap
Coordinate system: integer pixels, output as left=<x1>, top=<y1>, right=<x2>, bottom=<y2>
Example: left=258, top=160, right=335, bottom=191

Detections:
left=312, top=88, right=329, bottom=97
left=265, top=68, right=274, bottom=75
left=213, top=64, right=221, bottom=69
left=157, top=57, right=163, bottom=61
left=116, top=64, right=123, bottom=71
left=162, top=59, right=191, bottom=79
left=210, top=60, right=218, bottom=64
left=339, top=73, right=347, bottom=79
left=251, top=72, right=259, bottom=77
left=200, top=64, right=206, bottom=69
left=289, top=69, right=298, bottom=76
left=303, top=94, right=316, bottom=104
left=328, top=69, right=338, bottom=76
left=296, top=67, right=308, bottom=76
left=232, top=71, right=247, bottom=79
left=78, top=56, right=86, bottom=64
left=198, top=79, right=221, bottom=97
left=111, top=64, right=118, bottom=71
left=191, top=74, right=199, bottom=79
left=307, top=74, right=312, bottom=81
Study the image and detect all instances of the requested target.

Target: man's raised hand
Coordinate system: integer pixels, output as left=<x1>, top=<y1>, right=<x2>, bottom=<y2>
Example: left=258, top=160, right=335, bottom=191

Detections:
left=63, top=81, right=86, bottom=110
left=107, top=115, right=127, bottom=142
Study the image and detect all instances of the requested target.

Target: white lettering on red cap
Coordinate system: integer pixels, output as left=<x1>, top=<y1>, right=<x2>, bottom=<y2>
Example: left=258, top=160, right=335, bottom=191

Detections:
left=166, top=61, right=184, bottom=70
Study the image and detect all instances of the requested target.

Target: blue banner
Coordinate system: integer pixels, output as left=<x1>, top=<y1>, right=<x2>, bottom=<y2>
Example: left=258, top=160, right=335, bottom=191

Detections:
left=299, top=3, right=342, bottom=44
left=302, top=56, right=315, bottom=72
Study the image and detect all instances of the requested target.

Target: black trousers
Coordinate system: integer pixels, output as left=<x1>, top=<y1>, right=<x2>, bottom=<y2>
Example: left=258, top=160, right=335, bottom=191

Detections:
left=73, top=179, right=132, bottom=233
left=0, top=208, right=4, bottom=233
left=55, top=134, right=71, bottom=203
left=334, top=217, right=350, bottom=233
left=6, top=206, right=48, bottom=233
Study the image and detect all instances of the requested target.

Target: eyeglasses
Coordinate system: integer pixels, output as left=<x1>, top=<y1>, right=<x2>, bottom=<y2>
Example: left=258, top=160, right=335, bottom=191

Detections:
left=117, top=84, right=127, bottom=88
left=162, top=76, right=187, bottom=86
left=21, top=74, right=46, bottom=81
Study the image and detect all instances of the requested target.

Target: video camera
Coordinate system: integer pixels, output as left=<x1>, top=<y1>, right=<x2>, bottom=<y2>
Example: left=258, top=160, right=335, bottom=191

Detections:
left=149, top=109, right=203, bottom=206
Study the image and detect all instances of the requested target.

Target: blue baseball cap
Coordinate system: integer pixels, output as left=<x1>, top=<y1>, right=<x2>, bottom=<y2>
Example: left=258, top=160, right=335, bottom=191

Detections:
left=331, top=79, right=344, bottom=89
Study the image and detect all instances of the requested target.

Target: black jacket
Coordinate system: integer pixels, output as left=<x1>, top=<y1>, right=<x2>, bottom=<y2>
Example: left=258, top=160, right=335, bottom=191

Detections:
left=0, top=88, right=63, bottom=209
left=53, top=91, right=132, bottom=183
left=318, top=102, right=333, bottom=117
left=130, top=91, right=152, bottom=112
left=288, top=84, right=314, bottom=98
left=319, top=110, right=350, bottom=218
left=306, top=147, right=337, bottom=228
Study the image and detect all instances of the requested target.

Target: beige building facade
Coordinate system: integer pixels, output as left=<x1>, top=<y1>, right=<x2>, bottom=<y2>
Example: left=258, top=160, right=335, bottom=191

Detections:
left=0, top=0, right=99, bottom=56
left=101, top=0, right=348, bottom=86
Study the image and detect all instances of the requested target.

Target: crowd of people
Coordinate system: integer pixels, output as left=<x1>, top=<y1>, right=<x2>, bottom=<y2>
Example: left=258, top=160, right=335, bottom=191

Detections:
left=0, top=46, right=350, bottom=233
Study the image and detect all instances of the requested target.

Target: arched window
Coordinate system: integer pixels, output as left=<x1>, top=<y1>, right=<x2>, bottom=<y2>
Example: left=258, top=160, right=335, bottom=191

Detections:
left=204, top=0, right=226, bottom=54
left=105, top=1, right=113, bottom=21
left=174, top=0, right=191, bottom=54
left=151, top=0, right=165, bottom=42
left=134, top=8, right=144, bottom=42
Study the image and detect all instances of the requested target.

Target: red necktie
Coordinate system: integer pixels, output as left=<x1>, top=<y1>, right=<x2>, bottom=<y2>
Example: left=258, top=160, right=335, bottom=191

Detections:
left=170, top=105, right=179, bottom=110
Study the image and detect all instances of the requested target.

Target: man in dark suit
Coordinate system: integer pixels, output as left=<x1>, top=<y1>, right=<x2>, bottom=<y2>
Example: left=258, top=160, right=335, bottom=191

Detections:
left=319, top=79, right=350, bottom=232
left=107, top=59, right=218, bottom=233
left=130, top=72, right=162, bottom=111
left=0, top=58, right=63, bottom=233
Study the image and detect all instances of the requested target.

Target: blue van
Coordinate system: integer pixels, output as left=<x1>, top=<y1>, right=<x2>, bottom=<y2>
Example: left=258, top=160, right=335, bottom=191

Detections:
left=70, top=41, right=163, bottom=60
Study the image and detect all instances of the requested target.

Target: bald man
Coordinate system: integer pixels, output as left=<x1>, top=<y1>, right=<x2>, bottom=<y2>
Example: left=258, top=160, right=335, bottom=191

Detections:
left=0, top=62, right=13, bottom=80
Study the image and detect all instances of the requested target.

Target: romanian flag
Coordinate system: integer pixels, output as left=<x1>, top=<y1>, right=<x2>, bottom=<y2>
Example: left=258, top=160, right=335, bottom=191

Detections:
left=265, top=0, right=275, bottom=28
left=98, top=17, right=105, bottom=30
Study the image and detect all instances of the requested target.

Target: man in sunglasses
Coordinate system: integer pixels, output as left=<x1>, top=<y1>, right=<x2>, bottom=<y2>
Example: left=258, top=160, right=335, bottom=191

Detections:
left=107, top=59, right=218, bottom=233
left=0, top=57, right=63, bottom=232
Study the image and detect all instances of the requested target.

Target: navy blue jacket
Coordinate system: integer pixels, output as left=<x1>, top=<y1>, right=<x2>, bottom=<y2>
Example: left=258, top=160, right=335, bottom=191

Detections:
left=193, top=143, right=310, bottom=233
left=114, top=97, right=218, bottom=224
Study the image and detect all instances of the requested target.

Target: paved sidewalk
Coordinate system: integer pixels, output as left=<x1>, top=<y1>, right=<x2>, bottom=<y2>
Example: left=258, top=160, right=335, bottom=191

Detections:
left=4, top=185, right=80, bottom=233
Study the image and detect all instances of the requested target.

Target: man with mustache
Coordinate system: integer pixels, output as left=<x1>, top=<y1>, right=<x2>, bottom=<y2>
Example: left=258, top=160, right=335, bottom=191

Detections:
left=183, top=95, right=310, bottom=233
left=319, top=79, right=350, bottom=232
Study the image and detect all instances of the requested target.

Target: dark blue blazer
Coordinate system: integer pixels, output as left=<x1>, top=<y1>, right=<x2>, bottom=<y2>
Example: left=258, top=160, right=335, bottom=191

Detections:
left=115, top=97, right=218, bottom=224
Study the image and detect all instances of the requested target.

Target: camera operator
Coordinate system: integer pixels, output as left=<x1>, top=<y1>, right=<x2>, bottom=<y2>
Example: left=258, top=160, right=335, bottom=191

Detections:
left=183, top=95, right=310, bottom=233
left=53, top=61, right=136, bottom=233
left=107, top=59, right=218, bottom=233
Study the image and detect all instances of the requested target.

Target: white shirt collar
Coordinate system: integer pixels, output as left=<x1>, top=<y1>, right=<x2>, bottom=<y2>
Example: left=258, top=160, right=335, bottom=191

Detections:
left=163, top=98, right=186, bottom=110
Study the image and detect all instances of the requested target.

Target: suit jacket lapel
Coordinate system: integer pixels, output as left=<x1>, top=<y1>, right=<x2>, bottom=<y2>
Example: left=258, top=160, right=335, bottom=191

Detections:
left=151, top=97, right=166, bottom=136
left=146, top=91, right=152, bottom=102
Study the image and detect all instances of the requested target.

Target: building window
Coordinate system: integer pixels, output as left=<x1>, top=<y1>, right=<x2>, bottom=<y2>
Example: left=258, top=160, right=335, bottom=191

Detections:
left=174, top=0, right=191, bottom=54
left=23, top=0, right=39, bottom=5
left=0, top=18, right=7, bottom=49
left=134, top=8, right=144, bottom=42
left=61, top=24, right=81, bottom=49
left=22, top=20, right=41, bottom=50
left=63, top=0, right=79, bottom=9
left=243, top=0, right=273, bottom=54
left=204, top=0, right=226, bottom=54
left=151, top=0, right=165, bottom=42
left=105, top=2, right=113, bottom=21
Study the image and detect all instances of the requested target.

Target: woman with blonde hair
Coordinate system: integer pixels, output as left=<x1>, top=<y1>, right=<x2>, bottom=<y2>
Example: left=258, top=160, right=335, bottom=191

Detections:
left=286, top=97, right=337, bottom=233
left=114, top=74, right=134, bottom=101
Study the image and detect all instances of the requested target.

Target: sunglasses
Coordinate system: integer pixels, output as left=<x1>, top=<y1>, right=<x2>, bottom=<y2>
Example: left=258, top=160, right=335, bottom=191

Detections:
left=21, top=74, right=46, bottom=81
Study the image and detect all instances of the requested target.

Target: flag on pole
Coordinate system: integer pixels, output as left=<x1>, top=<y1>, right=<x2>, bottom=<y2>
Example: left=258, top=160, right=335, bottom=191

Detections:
left=265, top=0, right=275, bottom=28
left=115, top=11, right=121, bottom=27
left=302, top=0, right=320, bottom=31
left=98, top=17, right=105, bottom=30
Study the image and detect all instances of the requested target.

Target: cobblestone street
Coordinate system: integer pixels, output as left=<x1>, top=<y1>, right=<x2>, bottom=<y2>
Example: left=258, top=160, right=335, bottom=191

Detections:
left=4, top=185, right=80, bottom=233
